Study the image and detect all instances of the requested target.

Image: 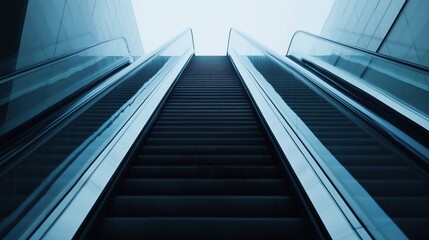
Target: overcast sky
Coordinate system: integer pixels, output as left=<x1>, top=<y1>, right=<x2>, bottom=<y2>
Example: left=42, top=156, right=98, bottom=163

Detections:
left=131, top=0, right=334, bottom=55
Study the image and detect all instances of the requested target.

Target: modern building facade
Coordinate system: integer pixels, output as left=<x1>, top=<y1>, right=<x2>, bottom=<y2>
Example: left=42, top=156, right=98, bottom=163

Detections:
left=321, top=0, right=429, bottom=68
left=0, top=0, right=143, bottom=76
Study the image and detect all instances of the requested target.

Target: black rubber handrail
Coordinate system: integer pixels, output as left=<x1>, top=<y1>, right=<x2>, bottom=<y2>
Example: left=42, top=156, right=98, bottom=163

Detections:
left=287, top=30, right=429, bottom=73
left=0, top=37, right=132, bottom=82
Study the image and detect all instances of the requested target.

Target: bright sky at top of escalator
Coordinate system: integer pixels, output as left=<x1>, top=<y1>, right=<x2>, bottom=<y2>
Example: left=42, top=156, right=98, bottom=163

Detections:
left=132, top=0, right=334, bottom=55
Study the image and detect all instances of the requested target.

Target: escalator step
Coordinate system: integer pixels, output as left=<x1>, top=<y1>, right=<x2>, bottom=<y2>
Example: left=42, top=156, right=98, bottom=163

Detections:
left=391, top=218, right=429, bottom=240
left=336, top=155, right=403, bottom=166
left=251, top=56, right=429, bottom=239
left=99, top=217, right=310, bottom=240
left=144, top=137, right=267, bottom=146
left=93, top=56, right=316, bottom=239
left=128, top=165, right=281, bottom=178
left=153, top=120, right=259, bottom=127
left=356, top=180, right=429, bottom=196
left=147, top=131, right=264, bottom=138
left=108, top=196, right=298, bottom=217
left=150, top=125, right=260, bottom=132
left=346, top=166, right=421, bottom=180
left=135, top=154, right=275, bottom=165
left=140, top=145, right=271, bottom=155
left=120, top=178, right=289, bottom=195
left=375, top=197, right=429, bottom=217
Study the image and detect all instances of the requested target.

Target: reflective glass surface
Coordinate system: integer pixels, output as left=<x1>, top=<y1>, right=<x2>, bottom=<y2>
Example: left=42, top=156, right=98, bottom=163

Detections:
left=0, top=29, right=194, bottom=237
left=0, top=37, right=132, bottom=137
left=287, top=31, right=429, bottom=129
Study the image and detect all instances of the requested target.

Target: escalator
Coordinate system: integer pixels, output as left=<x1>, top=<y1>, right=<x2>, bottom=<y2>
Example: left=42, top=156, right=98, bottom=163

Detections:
left=0, top=42, right=134, bottom=227
left=0, top=57, right=167, bottom=237
left=249, top=57, right=429, bottom=239
left=3, top=28, right=427, bottom=239
left=286, top=31, right=429, bottom=149
left=84, top=56, right=323, bottom=239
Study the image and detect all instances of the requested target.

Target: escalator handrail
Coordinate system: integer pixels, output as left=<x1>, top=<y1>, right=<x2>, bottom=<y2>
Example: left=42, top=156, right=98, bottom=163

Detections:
left=0, top=37, right=133, bottom=82
left=1, top=27, right=195, bottom=184
left=227, top=28, right=413, bottom=239
left=228, top=28, right=373, bottom=239
left=286, top=30, right=429, bottom=133
left=21, top=29, right=195, bottom=239
left=287, top=30, right=429, bottom=73
left=228, top=28, right=428, bottom=161
left=2, top=29, right=195, bottom=238
left=1, top=29, right=195, bottom=165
